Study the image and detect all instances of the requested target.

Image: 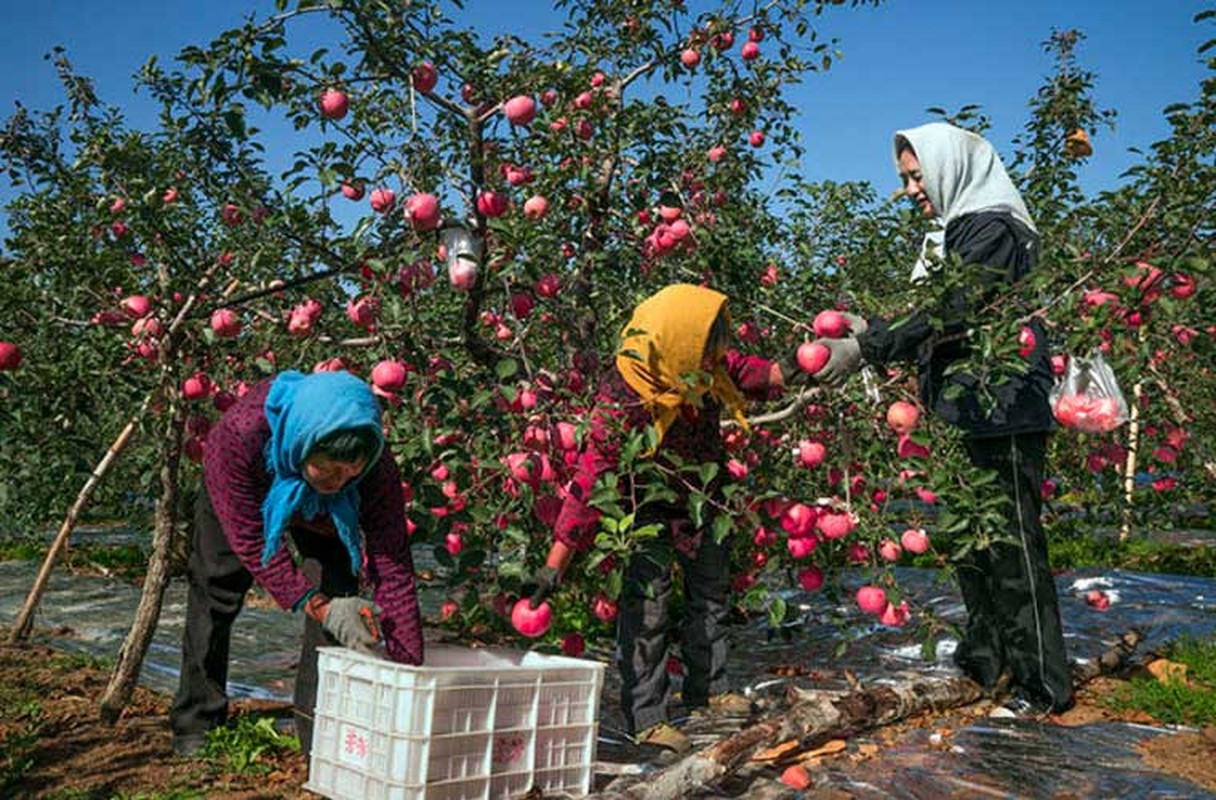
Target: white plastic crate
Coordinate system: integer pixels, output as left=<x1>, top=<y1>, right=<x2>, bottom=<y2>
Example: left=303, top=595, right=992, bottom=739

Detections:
left=304, top=644, right=605, bottom=800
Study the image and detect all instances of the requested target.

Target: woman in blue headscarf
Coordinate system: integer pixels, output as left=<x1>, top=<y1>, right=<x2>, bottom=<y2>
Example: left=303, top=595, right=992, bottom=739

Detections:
left=171, top=370, right=423, bottom=756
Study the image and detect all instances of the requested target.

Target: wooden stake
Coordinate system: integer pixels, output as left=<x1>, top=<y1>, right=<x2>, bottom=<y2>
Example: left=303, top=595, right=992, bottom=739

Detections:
left=7, top=400, right=149, bottom=644
left=1119, top=376, right=1145, bottom=542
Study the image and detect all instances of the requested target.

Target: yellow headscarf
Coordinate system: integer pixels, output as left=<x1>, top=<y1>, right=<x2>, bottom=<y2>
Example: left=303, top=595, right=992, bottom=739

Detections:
left=615, top=284, right=750, bottom=449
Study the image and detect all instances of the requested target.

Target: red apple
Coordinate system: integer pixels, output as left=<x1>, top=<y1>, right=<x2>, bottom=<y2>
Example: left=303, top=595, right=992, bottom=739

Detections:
left=1017, top=326, right=1036, bottom=357
left=535, top=273, right=561, bottom=298
left=680, top=48, right=701, bottom=67
left=796, top=341, right=830, bottom=374
left=797, top=440, right=826, bottom=468
left=412, top=62, right=438, bottom=93
left=182, top=372, right=213, bottom=401
left=318, top=88, right=349, bottom=120
left=511, top=598, right=553, bottom=638
left=592, top=595, right=618, bottom=622
left=1085, top=590, right=1111, bottom=611
left=708, top=145, right=727, bottom=162
left=370, top=188, right=396, bottom=214
left=132, top=317, right=163, bottom=339
left=786, top=535, right=818, bottom=560
left=780, top=502, right=818, bottom=538
left=798, top=566, right=825, bottom=592
left=879, top=600, right=910, bottom=627
left=816, top=511, right=855, bottom=540
left=120, top=294, right=152, bottom=319
left=405, top=192, right=441, bottom=231
left=0, top=341, right=22, bottom=371
left=449, top=259, right=477, bottom=291
left=561, top=632, right=585, bottom=657
left=476, top=190, right=509, bottom=218
left=812, top=310, right=849, bottom=338
left=886, top=401, right=920, bottom=434
left=856, top=585, right=887, bottom=615
left=556, top=422, right=579, bottom=451
left=1170, top=273, right=1196, bottom=299
left=503, top=95, right=537, bottom=126
left=341, top=182, right=365, bottom=201
left=371, top=360, right=407, bottom=391
left=510, top=293, right=534, bottom=319
left=523, top=195, right=548, bottom=220
left=183, top=437, right=205, bottom=463
left=209, top=308, right=242, bottom=338
left=781, top=765, right=812, bottom=791
left=900, top=527, right=930, bottom=554
left=897, top=434, right=931, bottom=459
left=740, top=41, right=760, bottom=60
left=749, top=129, right=766, bottom=147
left=879, top=539, right=902, bottom=562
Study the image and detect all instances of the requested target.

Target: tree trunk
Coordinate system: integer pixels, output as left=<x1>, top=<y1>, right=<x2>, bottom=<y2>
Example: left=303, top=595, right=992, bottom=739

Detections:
left=593, top=630, right=1143, bottom=800
left=8, top=401, right=149, bottom=643
left=99, top=405, right=186, bottom=723
left=97, top=261, right=221, bottom=721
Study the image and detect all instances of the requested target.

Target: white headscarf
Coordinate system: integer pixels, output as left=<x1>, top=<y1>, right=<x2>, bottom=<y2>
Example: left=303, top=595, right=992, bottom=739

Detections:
left=895, top=122, right=1036, bottom=282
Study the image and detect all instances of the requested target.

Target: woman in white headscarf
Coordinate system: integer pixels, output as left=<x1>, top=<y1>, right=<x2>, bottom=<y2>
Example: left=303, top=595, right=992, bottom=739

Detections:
left=814, top=123, right=1072, bottom=716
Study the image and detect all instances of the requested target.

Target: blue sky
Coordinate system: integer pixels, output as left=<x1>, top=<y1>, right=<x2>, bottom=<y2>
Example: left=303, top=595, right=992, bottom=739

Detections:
left=0, top=0, right=1211, bottom=223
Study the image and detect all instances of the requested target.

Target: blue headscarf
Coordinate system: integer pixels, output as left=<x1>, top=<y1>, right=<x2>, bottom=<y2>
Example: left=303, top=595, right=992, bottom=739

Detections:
left=261, top=370, right=385, bottom=574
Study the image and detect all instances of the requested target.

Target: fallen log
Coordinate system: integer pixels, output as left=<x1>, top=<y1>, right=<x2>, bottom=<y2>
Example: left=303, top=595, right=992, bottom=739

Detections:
left=593, top=629, right=1144, bottom=800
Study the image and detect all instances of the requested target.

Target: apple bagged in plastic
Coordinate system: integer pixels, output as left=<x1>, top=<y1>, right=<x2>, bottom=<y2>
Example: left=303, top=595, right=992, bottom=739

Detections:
left=1049, top=351, right=1129, bottom=433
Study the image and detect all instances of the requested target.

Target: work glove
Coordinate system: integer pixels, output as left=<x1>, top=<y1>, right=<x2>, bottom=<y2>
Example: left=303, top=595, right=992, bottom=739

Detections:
left=813, top=336, right=864, bottom=385
left=316, top=595, right=383, bottom=654
left=523, top=566, right=560, bottom=609
left=837, top=312, right=869, bottom=338
left=777, top=350, right=813, bottom=389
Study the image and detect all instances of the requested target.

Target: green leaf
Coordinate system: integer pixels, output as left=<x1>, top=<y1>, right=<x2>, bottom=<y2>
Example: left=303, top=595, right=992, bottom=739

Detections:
left=688, top=493, right=705, bottom=528
left=712, top=514, right=733, bottom=544
left=606, top=568, right=623, bottom=599
left=495, top=358, right=519, bottom=379
left=767, top=596, right=788, bottom=629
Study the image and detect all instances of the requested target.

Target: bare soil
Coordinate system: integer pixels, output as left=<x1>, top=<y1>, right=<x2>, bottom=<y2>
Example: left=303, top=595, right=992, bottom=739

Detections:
left=2, top=633, right=1215, bottom=799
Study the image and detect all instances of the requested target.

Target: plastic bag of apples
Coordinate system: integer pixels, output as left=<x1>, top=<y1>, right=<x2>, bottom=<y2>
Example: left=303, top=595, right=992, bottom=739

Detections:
left=1049, top=351, right=1129, bottom=434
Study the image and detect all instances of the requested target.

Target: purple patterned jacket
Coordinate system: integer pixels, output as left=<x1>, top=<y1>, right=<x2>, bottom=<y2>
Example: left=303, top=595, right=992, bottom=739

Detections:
left=202, top=379, right=424, bottom=664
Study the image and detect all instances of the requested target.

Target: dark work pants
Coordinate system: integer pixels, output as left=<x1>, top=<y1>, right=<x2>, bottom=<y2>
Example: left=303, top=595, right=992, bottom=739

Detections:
left=954, top=432, right=1074, bottom=711
left=170, top=488, right=358, bottom=752
left=616, top=519, right=731, bottom=734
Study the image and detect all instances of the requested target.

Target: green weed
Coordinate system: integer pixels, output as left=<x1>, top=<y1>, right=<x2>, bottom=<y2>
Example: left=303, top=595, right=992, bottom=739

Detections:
left=1103, top=636, right=1216, bottom=726
left=201, top=715, right=299, bottom=775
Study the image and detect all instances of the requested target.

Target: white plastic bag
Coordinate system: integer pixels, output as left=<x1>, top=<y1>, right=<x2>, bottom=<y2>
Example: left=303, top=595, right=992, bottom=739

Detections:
left=1049, top=351, right=1129, bottom=433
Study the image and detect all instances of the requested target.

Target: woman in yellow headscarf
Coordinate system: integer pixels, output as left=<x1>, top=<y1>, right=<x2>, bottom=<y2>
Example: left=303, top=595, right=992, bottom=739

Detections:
left=529, top=284, right=785, bottom=749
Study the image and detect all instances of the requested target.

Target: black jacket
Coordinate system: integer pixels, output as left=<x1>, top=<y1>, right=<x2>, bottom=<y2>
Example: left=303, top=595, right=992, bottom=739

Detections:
left=858, top=210, right=1054, bottom=438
